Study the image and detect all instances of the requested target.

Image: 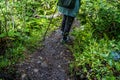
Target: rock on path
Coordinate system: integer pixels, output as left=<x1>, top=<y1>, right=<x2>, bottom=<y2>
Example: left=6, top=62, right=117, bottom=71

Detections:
left=16, top=29, right=74, bottom=80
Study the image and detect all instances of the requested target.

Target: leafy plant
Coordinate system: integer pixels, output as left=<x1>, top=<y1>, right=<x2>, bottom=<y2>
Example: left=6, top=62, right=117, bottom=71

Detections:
left=0, top=0, right=57, bottom=71
left=79, top=0, right=120, bottom=39
left=70, top=25, right=120, bottom=79
left=70, top=0, right=120, bottom=79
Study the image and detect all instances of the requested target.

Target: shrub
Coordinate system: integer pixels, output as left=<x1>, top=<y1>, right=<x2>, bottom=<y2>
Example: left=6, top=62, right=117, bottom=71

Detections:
left=79, top=0, right=120, bottom=39
left=70, top=25, right=120, bottom=79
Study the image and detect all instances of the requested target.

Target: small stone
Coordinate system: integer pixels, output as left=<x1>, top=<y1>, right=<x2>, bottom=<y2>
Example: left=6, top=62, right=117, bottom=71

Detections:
left=67, top=61, right=71, bottom=64
left=37, top=61, right=41, bottom=64
left=66, top=50, right=70, bottom=52
left=58, top=65, right=61, bottom=68
left=38, top=56, right=43, bottom=60
left=67, top=78, right=70, bottom=80
left=21, top=73, right=27, bottom=79
left=26, top=66, right=31, bottom=70
left=60, top=52, right=63, bottom=55
left=31, top=72, right=34, bottom=74
left=33, top=69, right=39, bottom=73
left=41, top=61, right=48, bottom=67
left=80, top=74, right=85, bottom=78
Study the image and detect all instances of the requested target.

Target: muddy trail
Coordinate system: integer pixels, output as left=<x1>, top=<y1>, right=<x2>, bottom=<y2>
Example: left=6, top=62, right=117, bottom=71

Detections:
left=13, top=19, right=80, bottom=80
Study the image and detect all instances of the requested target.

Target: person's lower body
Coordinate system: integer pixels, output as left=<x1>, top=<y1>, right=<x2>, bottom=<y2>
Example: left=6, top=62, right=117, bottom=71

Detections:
left=61, top=15, right=75, bottom=43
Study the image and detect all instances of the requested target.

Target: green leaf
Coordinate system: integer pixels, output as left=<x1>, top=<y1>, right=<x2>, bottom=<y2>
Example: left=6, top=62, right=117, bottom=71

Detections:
left=0, top=33, right=6, bottom=38
left=108, top=60, right=113, bottom=66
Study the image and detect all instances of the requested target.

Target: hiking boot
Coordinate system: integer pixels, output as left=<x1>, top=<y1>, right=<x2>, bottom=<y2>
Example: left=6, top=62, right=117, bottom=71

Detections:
left=60, top=39, right=67, bottom=44
left=60, top=36, right=74, bottom=45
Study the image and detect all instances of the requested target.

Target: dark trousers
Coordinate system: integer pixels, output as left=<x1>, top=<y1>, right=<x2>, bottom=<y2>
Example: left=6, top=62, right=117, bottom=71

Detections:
left=61, top=15, right=75, bottom=40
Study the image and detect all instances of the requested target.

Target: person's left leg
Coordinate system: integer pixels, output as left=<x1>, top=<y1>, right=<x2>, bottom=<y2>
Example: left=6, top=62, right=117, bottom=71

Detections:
left=62, top=15, right=75, bottom=41
left=61, top=15, right=67, bottom=32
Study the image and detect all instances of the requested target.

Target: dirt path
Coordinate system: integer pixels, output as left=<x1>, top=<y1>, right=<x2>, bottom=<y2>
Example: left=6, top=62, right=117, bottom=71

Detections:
left=16, top=30, right=73, bottom=80
left=16, top=19, right=80, bottom=80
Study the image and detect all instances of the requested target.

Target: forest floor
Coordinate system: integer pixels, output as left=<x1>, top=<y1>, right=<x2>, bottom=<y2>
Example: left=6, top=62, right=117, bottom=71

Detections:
left=15, top=19, right=80, bottom=80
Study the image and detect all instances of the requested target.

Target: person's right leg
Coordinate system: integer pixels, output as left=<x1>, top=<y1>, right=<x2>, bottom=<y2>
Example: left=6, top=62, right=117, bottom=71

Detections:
left=62, top=15, right=75, bottom=41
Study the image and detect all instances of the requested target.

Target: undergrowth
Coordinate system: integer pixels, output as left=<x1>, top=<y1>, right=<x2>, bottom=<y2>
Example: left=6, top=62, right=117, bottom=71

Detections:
left=69, top=0, right=120, bottom=80
left=0, top=0, right=58, bottom=78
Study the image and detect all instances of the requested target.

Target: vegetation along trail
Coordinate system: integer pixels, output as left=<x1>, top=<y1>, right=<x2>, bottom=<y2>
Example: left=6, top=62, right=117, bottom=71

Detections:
left=0, top=0, right=120, bottom=80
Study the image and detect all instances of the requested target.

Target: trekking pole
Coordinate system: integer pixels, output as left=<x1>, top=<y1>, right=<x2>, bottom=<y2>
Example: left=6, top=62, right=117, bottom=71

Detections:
left=42, top=4, right=58, bottom=41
